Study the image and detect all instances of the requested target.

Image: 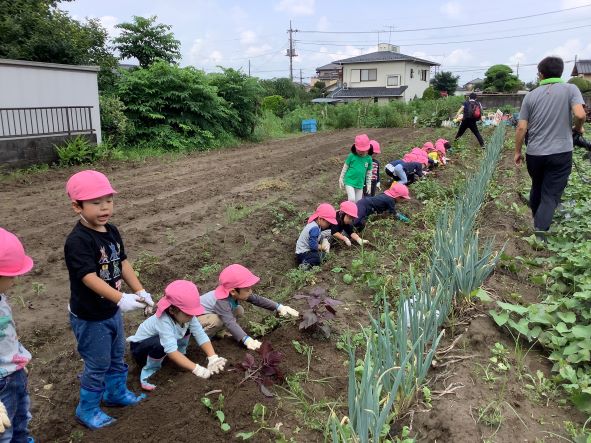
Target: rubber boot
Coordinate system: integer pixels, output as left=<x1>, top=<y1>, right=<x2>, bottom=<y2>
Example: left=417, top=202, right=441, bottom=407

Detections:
left=75, top=388, right=116, bottom=430
left=177, top=335, right=190, bottom=355
left=102, top=365, right=146, bottom=407
left=140, top=356, right=164, bottom=391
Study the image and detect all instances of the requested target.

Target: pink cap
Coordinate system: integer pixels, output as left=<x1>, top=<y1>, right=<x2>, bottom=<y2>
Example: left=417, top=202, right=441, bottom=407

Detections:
left=66, top=170, right=117, bottom=201
left=0, top=228, right=34, bottom=277
left=156, top=280, right=204, bottom=318
left=422, top=142, right=434, bottom=152
left=339, top=201, right=358, bottom=219
left=369, top=140, right=381, bottom=154
left=354, top=134, right=371, bottom=152
left=214, top=264, right=260, bottom=300
left=307, top=203, right=337, bottom=225
left=385, top=182, right=411, bottom=200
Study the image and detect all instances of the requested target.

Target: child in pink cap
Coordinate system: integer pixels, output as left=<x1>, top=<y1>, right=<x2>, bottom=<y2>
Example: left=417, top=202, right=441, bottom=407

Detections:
left=63, top=170, right=153, bottom=429
left=295, top=203, right=337, bottom=268
left=0, top=228, right=34, bottom=442
left=199, top=264, right=299, bottom=351
left=338, top=134, right=374, bottom=202
left=127, top=280, right=227, bottom=391
left=353, top=183, right=411, bottom=230
left=364, top=139, right=382, bottom=197
left=331, top=201, right=369, bottom=247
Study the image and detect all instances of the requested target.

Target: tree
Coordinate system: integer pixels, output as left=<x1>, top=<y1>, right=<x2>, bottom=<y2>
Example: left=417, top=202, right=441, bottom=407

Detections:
left=568, top=77, right=591, bottom=93
left=421, top=86, right=439, bottom=100
left=309, top=81, right=327, bottom=99
left=261, top=95, right=287, bottom=117
left=431, top=71, right=459, bottom=95
left=483, top=64, right=523, bottom=93
left=113, top=16, right=181, bottom=68
left=524, top=80, right=538, bottom=91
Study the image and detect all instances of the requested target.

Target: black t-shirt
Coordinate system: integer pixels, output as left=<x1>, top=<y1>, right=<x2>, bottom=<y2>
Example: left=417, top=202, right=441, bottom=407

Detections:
left=330, top=211, right=354, bottom=237
left=64, top=222, right=127, bottom=320
left=356, top=194, right=396, bottom=222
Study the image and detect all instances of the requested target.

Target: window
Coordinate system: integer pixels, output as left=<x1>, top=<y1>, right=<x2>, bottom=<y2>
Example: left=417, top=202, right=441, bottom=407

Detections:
left=420, top=69, right=428, bottom=81
left=387, top=75, right=400, bottom=87
left=373, top=97, right=379, bottom=103
left=350, top=69, right=361, bottom=82
left=410, top=68, right=414, bottom=79
left=360, top=69, right=377, bottom=81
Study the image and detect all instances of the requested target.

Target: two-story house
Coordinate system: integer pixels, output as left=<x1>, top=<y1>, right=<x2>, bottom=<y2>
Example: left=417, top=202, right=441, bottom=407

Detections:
left=571, top=59, right=591, bottom=81
left=324, top=43, right=439, bottom=104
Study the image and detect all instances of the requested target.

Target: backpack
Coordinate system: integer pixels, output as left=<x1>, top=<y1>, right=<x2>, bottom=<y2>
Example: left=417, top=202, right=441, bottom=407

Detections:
left=466, top=101, right=481, bottom=119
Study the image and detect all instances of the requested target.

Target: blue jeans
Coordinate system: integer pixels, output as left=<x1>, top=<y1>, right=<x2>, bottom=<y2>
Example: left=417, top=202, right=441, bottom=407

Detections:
left=0, top=369, right=32, bottom=443
left=70, top=311, right=126, bottom=392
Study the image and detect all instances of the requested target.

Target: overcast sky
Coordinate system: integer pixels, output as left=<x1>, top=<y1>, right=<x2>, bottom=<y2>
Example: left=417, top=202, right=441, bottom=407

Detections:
left=63, top=0, right=591, bottom=85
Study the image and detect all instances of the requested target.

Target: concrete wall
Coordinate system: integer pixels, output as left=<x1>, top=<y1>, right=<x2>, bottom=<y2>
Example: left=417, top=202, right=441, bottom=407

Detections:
left=0, top=59, right=101, bottom=142
left=0, top=134, right=96, bottom=171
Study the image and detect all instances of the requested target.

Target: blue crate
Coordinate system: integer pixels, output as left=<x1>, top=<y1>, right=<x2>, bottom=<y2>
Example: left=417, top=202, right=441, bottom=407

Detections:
left=301, top=119, right=317, bottom=133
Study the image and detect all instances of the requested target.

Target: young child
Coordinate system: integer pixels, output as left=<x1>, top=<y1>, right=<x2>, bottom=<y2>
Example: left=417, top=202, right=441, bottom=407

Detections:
left=354, top=183, right=411, bottom=231
left=365, top=139, right=381, bottom=197
left=64, top=170, right=154, bottom=430
left=434, top=138, right=450, bottom=165
left=127, top=280, right=227, bottom=391
left=339, top=134, right=374, bottom=202
left=331, top=201, right=369, bottom=247
left=198, top=264, right=299, bottom=351
left=0, top=228, right=34, bottom=442
left=295, top=203, right=337, bottom=267
left=384, top=160, right=424, bottom=185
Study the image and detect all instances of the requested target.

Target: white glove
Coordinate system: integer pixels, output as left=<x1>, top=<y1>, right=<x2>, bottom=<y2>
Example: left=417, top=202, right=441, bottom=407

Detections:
left=0, top=400, right=10, bottom=434
left=118, top=293, right=147, bottom=312
left=136, top=289, right=154, bottom=307
left=192, top=364, right=212, bottom=379
left=343, top=237, right=352, bottom=247
left=376, top=182, right=381, bottom=191
left=356, top=237, right=369, bottom=246
left=319, top=239, right=330, bottom=253
left=339, top=164, right=348, bottom=190
left=207, top=355, right=227, bottom=374
left=244, top=337, right=262, bottom=351
left=277, top=304, right=299, bottom=318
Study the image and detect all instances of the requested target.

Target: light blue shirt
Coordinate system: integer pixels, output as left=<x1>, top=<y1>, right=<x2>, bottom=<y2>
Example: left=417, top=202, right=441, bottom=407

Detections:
left=127, top=312, right=210, bottom=354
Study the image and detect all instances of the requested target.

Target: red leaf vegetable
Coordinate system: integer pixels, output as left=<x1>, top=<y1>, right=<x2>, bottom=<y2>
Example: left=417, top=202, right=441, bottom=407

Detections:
left=238, top=342, right=284, bottom=397
left=293, top=286, right=342, bottom=338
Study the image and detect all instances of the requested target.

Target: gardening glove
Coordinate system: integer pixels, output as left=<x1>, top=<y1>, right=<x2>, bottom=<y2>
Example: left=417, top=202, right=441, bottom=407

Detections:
left=243, top=336, right=262, bottom=351
left=339, top=164, right=348, bottom=190
left=343, top=237, right=352, bottom=247
left=0, top=400, right=10, bottom=434
left=118, top=293, right=147, bottom=312
left=277, top=304, right=299, bottom=318
left=376, top=182, right=381, bottom=191
left=136, top=289, right=154, bottom=307
left=320, top=238, right=331, bottom=253
left=192, top=364, right=212, bottom=379
left=396, top=213, right=410, bottom=223
left=356, top=237, right=369, bottom=246
left=206, top=355, right=227, bottom=374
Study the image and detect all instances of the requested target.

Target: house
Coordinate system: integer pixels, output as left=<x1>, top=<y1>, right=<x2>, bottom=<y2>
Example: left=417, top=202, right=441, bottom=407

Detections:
left=323, top=43, right=439, bottom=104
left=571, top=59, right=591, bottom=81
left=310, top=62, right=342, bottom=93
left=463, top=78, right=484, bottom=91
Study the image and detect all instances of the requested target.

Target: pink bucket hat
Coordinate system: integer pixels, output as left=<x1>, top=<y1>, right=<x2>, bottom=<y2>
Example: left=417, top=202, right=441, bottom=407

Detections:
left=307, top=203, right=337, bottom=225
left=385, top=183, right=411, bottom=200
left=339, top=201, right=358, bottom=219
left=354, top=134, right=371, bottom=152
left=422, top=142, right=434, bottom=152
left=369, top=140, right=381, bottom=154
left=0, top=228, right=34, bottom=277
left=156, top=280, right=204, bottom=317
left=214, top=264, right=260, bottom=300
left=66, top=170, right=117, bottom=201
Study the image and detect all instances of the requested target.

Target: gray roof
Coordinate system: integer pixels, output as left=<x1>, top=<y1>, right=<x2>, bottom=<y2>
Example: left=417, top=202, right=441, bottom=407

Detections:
left=311, top=98, right=343, bottom=104
left=333, top=51, right=439, bottom=66
left=572, top=60, right=591, bottom=75
left=316, top=63, right=341, bottom=71
left=330, top=86, right=408, bottom=99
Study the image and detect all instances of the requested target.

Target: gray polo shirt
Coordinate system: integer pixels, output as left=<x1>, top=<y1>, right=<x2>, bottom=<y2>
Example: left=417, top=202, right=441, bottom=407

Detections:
left=520, top=82, right=584, bottom=156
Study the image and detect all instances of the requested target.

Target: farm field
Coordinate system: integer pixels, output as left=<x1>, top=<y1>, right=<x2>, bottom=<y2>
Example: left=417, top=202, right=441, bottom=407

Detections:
left=1, top=127, right=587, bottom=442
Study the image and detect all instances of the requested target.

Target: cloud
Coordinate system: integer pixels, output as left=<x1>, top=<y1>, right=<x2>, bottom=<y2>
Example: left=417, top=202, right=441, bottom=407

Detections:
left=440, top=1, right=462, bottom=18
left=275, top=0, right=315, bottom=16
left=240, top=30, right=257, bottom=45
left=188, top=38, right=204, bottom=65
left=245, top=44, right=273, bottom=57
left=545, top=38, right=591, bottom=61
left=206, top=50, right=224, bottom=64
left=508, top=51, right=526, bottom=65
left=316, top=16, right=330, bottom=32
left=99, top=15, right=120, bottom=38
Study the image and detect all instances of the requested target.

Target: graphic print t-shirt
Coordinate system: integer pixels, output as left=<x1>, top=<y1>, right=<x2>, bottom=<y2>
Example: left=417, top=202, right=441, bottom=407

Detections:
left=0, top=294, right=32, bottom=378
left=65, top=222, right=127, bottom=321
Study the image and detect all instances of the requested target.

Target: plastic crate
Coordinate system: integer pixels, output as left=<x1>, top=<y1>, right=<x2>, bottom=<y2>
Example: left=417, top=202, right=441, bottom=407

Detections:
left=301, top=119, right=317, bottom=133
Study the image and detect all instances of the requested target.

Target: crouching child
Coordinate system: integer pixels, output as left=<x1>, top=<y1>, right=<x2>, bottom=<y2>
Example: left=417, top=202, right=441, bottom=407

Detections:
left=295, top=203, right=337, bottom=268
left=331, top=201, right=368, bottom=247
left=354, top=183, right=411, bottom=231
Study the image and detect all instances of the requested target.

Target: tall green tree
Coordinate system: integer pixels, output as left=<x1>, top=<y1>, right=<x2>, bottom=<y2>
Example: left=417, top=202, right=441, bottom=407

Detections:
left=483, top=64, right=523, bottom=93
left=431, top=71, right=459, bottom=95
left=113, top=16, right=181, bottom=68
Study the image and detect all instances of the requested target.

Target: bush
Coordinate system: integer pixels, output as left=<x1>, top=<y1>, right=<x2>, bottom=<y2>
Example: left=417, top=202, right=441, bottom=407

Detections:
left=250, top=110, right=284, bottom=141
left=568, top=77, right=591, bottom=93
left=55, top=136, right=123, bottom=166
left=99, top=94, right=131, bottom=146
left=421, top=86, right=439, bottom=100
left=261, top=95, right=287, bottom=117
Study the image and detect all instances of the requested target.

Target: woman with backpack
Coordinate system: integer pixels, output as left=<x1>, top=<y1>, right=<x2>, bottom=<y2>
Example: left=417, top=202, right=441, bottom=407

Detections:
left=454, top=92, right=485, bottom=148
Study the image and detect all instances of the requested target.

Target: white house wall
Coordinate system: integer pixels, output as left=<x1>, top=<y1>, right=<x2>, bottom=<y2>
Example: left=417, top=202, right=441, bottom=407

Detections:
left=403, top=62, right=431, bottom=101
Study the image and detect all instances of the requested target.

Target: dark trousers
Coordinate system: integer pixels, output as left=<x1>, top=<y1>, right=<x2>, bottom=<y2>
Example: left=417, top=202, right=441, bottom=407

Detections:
left=296, top=251, right=321, bottom=266
left=526, top=151, right=572, bottom=231
left=0, top=369, right=31, bottom=443
left=455, top=118, right=484, bottom=147
left=130, top=336, right=166, bottom=367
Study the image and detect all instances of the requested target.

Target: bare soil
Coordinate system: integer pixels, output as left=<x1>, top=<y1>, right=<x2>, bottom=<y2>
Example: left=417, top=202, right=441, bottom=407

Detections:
left=0, top=127, right=585, bottom=442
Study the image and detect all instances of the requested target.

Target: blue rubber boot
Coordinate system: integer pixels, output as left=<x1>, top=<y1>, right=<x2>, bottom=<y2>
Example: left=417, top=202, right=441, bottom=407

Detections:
left=140, top=356, right=164, bottom=391
left=76, top=388, right=116, bottom=430
left=102, top=365, right=146, bottom=407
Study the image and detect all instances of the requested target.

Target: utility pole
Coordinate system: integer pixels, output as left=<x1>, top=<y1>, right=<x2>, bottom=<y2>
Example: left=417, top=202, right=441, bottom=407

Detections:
left=286, top=20, right=298, bottom=81
left=516, top=61, right=519, bottom=78
left=300, top=69, right=303, bottom=85
left=248, top=59, right=251, bottom=77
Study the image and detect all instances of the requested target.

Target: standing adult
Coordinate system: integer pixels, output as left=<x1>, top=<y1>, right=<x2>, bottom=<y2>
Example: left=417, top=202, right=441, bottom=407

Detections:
left=454, top=92, right=485, bottom=147
left=514, top=56, right=586, bottom=237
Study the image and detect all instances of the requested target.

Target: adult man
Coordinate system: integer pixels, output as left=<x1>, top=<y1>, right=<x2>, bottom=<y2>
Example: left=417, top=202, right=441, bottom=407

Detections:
left=455, top=92, right=485, bottom=147
left=514, top=56, right=586, bottom=237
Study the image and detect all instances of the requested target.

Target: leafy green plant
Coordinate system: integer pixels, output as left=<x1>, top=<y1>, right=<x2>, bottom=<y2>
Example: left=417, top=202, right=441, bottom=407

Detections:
left=201, top=393, right=231, bottom=432
left=489, top=342, right=511, bottom=373
left=31, top=282, right=46, bottom=297
left=55, top=136, right=94, bottom=166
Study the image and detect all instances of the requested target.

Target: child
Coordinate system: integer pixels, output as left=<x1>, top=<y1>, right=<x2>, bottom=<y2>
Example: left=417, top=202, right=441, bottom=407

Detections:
left=199, top=264, right=299, bottom=351
left=295, top=203, right=337, bottom=267
left=331, top=201, right=369, bottom=247
left=365, top=139, right=381, bottom=197
left=339, top=134, right=374, bottom=202
left=384, top=160, right=424, bottom=185
left=354, top=183, right=411, bottom=231
left=433, top=138, right=450, bottom=165
left=0, top=228, right=34, bottom=442
left=64, top=170, right=154, bottom=430
left=127, top=280, right=227, bottom=391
